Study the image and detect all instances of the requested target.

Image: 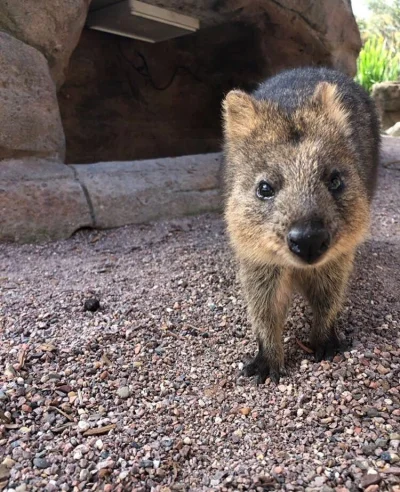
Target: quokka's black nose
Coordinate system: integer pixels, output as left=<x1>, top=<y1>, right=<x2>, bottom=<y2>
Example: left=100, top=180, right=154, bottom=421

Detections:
left=287, top=220, right=331, bottom=264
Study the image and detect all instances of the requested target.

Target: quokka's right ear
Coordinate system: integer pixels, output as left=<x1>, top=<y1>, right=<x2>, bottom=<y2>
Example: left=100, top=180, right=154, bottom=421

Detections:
left=222, top=90, right=261, bottom=140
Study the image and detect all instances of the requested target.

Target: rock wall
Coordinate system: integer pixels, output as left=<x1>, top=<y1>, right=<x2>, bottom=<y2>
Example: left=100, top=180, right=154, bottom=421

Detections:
left=59, top=0, right=362, bottom=164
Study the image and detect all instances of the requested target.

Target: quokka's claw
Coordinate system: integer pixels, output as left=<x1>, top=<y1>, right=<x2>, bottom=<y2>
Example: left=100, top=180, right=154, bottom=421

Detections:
left=241, top=352, right=284, bottom=385
left=313, top=334, right=351, bottom=362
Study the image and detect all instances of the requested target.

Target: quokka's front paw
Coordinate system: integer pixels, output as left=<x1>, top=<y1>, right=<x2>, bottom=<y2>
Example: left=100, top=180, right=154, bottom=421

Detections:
left=241, top=351, right=284, bottom=385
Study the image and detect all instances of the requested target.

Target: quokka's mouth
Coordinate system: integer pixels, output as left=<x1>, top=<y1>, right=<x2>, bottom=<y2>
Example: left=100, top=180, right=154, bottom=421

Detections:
left=286, top=242, right=332, bottom=267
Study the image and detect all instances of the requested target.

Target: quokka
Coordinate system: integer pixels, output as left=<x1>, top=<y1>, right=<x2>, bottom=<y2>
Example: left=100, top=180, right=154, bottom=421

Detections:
left=222, top=67, right=381, bottom=384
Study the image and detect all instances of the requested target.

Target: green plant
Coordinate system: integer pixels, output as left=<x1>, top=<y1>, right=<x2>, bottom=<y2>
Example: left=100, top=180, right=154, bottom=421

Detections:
left=355, top=35, right=400, bottom=92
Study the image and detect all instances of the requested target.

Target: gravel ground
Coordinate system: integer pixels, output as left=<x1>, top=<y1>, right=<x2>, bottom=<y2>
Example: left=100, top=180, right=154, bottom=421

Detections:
left=0, top=164, right=399, bottom=492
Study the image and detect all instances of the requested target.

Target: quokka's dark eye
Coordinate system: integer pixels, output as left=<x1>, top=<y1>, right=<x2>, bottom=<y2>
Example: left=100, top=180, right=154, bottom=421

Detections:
left=328, top=172, right=344, bottom=193
left=256, top=180, right=275, bottom=200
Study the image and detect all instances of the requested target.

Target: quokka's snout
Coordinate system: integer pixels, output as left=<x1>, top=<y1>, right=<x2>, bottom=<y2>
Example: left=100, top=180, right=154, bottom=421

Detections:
left=286, top=219, right=330, bottom=264
left=222, top=66, right=381, bottom=384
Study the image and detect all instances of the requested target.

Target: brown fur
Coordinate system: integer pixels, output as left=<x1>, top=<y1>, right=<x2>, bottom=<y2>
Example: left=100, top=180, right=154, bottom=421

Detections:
left=222, top=67, right=380, bottom=384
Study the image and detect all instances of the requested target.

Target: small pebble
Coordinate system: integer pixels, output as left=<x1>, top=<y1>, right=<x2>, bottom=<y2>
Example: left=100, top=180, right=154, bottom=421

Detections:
left=77, top=421, right=90, bottom=432
left=360, top=471, right=382, bottom=488
left=140, top=460, right=154, bottom=468
left=96, top=459, right=115, bottom=471
left=33, top=458, right=50, bottom=469
left=117, top=386, right=130, bottom=399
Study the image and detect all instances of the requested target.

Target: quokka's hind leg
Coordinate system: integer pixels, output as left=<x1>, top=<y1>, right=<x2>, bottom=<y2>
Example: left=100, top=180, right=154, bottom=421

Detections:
left=295, top=253, right=354, bottom=361
left=240, top=263, right=292, bottom=384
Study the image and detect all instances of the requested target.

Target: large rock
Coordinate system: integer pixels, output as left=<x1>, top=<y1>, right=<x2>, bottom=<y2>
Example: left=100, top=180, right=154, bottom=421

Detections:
left=0, top=32, right=65, bottom=161
left=0, top=0, right=91, bottom=88
left=381, top=135, right=400, bottom=170
left=0, top=160, right=92, bottom=242
left=71, top=153, right=222, bottom=229
left=372, top=82, right=400, bottom=131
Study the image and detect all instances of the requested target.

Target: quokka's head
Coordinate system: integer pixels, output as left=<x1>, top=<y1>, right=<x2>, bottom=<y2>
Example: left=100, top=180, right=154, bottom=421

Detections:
left=222, top=82, right=371, bottom=268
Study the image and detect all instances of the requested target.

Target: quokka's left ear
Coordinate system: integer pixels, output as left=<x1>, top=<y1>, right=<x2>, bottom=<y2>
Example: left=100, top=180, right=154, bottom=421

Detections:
left=312, top=81, right=351, bottom=133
